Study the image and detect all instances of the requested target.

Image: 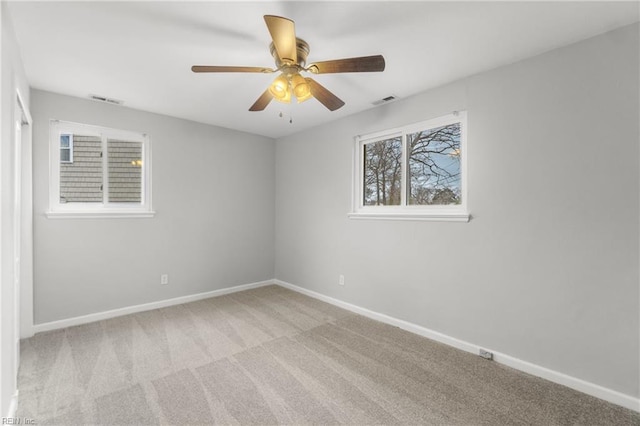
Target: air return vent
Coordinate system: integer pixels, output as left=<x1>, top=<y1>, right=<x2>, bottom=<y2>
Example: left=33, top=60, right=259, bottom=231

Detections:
left=372, top=95, right=398, bottom=106
left=88, top=94, right=123, bottom=105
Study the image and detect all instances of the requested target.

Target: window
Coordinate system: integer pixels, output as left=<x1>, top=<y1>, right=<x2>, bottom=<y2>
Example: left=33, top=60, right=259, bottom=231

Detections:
left=60, top=134, right=73, bottom=163
left=351, top=111, right=468, bottom=221
left=47, top=120, right=154, bottom=218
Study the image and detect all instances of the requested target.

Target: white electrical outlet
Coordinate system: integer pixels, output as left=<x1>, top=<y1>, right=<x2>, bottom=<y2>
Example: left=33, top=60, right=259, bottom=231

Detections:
left=161, top=274, right=169, bottom=285
left=339, top=275, right=345, bottom=286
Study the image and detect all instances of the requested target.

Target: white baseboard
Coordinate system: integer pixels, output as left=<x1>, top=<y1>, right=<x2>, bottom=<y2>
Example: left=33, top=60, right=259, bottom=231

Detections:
left=274, top=279, right=640, bottom=413
left=32, top=279, right=275, bottom=334
left=7, top=390, right=18, bottom=419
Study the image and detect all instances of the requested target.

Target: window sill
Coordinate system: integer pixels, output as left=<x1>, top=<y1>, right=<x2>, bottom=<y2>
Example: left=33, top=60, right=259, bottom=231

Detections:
left=45, top=210, right=156, bottom=219
left=348, top=211, right=470, bottom=222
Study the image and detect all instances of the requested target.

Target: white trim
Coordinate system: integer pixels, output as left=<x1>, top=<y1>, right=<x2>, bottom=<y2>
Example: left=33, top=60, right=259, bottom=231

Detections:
left=352, top=111, right=468, bottom=222
left=45, top=210, right=156, bottom=219
left=13, top=116, right=22, bottom=392
left=273, top=279, right=640, bottom=413
left=16, top=90, right=32, bottom=124
left=17, top=89, right=34, bottom=339
left=274, top=279, right=478, bottom=354
left=491, top=352, right=640, bottom=412
left=348, top=212, right=470, bottom=222
left=48, top=120, right=153, bottom=217
left=7, top=390, right=18, bottom=419
left=400, top=130, right=408, bottom=207
left=32, top=279, right=274, bottom=334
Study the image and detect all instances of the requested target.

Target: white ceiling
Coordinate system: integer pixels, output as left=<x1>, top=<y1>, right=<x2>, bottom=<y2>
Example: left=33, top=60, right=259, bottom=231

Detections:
left=7, top=1, right=639, bottom=139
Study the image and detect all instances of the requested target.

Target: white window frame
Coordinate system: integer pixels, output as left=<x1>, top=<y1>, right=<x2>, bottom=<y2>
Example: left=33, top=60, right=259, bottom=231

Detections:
left=47, top=120, right=154, bottom=219
left=349, top=111, right=468, bottom=222
left=59, top=133, right=73, bottom=163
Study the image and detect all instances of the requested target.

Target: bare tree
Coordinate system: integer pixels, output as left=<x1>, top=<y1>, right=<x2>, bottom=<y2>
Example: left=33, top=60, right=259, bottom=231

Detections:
left=363, top=123, right=461, bottom=206
left=408, top=123, right=461, bottom=205
left=363, top=137, right=402, bottom=205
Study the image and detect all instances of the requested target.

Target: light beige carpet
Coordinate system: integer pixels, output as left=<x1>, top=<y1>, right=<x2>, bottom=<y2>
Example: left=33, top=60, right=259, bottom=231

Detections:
left=17, top=285, right=639, bottom=425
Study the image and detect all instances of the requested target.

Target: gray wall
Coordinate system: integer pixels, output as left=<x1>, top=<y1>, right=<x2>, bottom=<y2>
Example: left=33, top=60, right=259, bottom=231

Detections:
left=275, top=23, right=639, bottom=398
left=32, top=90, right=276, bottom=324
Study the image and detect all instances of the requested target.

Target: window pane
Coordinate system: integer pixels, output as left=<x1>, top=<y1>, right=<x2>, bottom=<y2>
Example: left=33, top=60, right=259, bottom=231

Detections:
left=60, top=135, right=103, bottom=203
left=363, top=137, right=402, bottom=206
left=60, top=134, right=70, bottom=148
left=60, top=148, right=70, bottom=162
left=407, top=123, right=461, bottom=205
left=108, top=139, right=142, bottom=203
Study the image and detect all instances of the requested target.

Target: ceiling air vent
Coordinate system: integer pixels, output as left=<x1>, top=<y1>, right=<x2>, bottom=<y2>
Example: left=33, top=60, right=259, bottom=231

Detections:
left=89, top=94, right=123, bottom=106
left=372, top=95, right=398, bottom=106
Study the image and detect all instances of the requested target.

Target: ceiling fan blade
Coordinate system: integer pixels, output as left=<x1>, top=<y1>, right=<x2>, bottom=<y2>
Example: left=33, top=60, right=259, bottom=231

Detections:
left=307, top=55, right=385, bottom=74
left=192, top=66, right=274, bottom=73
left=249, top=89, right=273, bottom=111
left=264, top=15, right=297, bottom=64
left=306, top=78, right=345, bottom=111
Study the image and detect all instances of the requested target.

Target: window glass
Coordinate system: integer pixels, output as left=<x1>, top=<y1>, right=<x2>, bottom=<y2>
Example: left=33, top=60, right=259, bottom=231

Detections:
left=60, top=134, right=102, bottom=203
left=108, top=139, right=142, bottom=203
left=407, top=123, right=461, bottom=205
left=48, top=120, right=153, bottom=218
left=363, top=136, right=402, bottom=206
left=60, top=134, right=72, bottom=162
left=352, top=112, right=467, bottom=221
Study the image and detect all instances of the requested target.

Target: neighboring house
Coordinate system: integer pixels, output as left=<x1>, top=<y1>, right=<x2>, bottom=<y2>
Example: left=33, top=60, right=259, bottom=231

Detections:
left=60, top=134, right=142, bottom=203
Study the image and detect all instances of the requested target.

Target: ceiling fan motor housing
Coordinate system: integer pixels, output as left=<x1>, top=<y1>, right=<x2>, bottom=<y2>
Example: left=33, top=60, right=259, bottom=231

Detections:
left=270, top=38, right=310, bottom=68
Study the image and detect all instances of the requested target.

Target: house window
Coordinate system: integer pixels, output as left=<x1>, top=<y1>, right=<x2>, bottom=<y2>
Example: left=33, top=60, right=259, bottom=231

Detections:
left=47, top=120, right=154, bottom=218
left=350, top=111, right=468, bottom=221
left=60, top=134, right=73, bottom=163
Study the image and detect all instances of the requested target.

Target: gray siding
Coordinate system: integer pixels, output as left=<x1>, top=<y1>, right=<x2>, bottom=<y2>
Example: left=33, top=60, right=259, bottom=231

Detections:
left=60, top=136, right=142, bottom=203
left=60, top=135, right=102, bottom=202
left=108, top=140, right=141, bottom=203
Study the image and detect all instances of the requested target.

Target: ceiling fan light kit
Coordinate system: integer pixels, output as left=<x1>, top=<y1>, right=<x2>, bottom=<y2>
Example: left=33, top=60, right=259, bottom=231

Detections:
left=291, top=75, right=312, bottom=102
left=192, top=15, right=385, bottom=112
left=269, top=74, right=290, bottom=100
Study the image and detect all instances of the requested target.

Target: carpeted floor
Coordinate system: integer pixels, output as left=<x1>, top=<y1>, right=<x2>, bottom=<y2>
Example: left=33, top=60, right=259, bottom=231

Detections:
left=17, top=285, right=639, bottom=425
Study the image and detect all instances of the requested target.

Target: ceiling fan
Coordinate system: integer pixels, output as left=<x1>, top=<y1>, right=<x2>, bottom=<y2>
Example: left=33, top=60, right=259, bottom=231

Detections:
left=192, top=15, right=385, bottom=112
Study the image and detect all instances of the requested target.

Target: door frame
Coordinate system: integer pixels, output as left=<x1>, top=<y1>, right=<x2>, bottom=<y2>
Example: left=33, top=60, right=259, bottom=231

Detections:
left=16, top=89, right=33, bottom=342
